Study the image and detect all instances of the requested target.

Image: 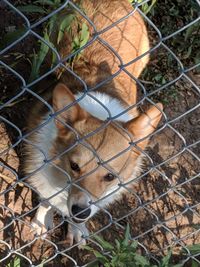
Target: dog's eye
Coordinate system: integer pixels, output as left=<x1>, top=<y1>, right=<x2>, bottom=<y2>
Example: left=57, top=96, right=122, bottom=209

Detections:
left=104, top=173, right=116, bottom=182
left=70, top=161, right=80, bottom=172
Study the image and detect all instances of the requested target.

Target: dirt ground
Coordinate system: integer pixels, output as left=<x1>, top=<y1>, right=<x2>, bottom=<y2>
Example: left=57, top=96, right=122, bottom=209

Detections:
left=0, top=1, right=200, bottom=267
left=1, top=69, right=200, bottom=267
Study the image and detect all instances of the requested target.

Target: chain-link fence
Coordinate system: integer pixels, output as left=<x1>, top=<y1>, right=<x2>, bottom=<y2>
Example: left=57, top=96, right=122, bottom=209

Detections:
left=0, top=0, right=200, bottom=266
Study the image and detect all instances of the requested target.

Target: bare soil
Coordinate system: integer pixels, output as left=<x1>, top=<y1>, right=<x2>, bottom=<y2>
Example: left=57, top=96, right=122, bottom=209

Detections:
left=1, top=73, right=200, bottom=267
left=0, top=1, right=200, bottom=267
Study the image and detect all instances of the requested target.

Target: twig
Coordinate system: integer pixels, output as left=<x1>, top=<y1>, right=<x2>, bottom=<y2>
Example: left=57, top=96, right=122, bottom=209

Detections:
left=0, top=173, right=24, bottom=187
left=3, top=98, right=26, bottom=108
left=139, top=79, right=160, bottom=87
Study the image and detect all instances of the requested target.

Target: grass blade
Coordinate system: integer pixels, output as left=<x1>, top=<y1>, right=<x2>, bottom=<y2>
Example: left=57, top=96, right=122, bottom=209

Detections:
left=29, top=30, right=51, bottom=81
left=35, top=0, right=55, bottom=6
left=80, top=22, right=89, bottom=47
left=57, top=14, right=75, bottom=44
left=0, top=28, right=27, bottom=49
left=94, top=235, right=114, bottom=250
left=17, top=5, right=47, bottom=14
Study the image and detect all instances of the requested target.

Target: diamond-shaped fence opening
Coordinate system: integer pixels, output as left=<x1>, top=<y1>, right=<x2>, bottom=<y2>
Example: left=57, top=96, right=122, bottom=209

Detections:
left=0, top=0, right=200, bottom=266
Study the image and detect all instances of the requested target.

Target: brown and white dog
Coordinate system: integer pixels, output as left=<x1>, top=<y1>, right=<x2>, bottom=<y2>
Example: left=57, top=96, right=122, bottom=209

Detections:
left=24, top=0, right=163, bottom=246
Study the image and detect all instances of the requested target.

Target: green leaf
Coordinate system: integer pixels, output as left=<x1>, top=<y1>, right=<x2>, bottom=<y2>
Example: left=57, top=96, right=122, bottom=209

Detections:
left=51, top=49, right=57, bottom=67
left=159, top=250, right=172, bottom=267
left=183, top=46, right=192, bottom=59
left=37, top=31, right=51, bottom=60
left=186, top=244, right=200, bottom=255
left=184, top=24, right=198, bottom=41
left=134, top=254, right=150, bottom=266
left=93, top=250, right=108, bottom=264
left=191, top=260, right=199, bottom=267
left=87, top=261, right=100, bottom=267
left=143, top=0, right=157, bottom=15
left=57, top=14, right=75, bottom=44
left=54, top=0, right=61, bottom=5
left=130, top=240, right=138, bottom=250
left=35, top=0, right=55, bottom=6
left=29, top=30, right=52, bottom=81
left=0, top=28, right=27, bottom=49
left=82, top=245, right=94, bottom=251
left=111, top=255, right=122, bottom=266
left=94, top=235, right=114, bottom=251
left=154, top=73, right=163, bottom=82
left=115, top=239, right=121, bottom=251
left=80, top=22, right=90, bottom=47
left=122, top=224, right=130, bottom=246
left=130, top=0, right=157, bottom=14
left=17, top=5, right=47, bottom=14
left=29, top=52, right=39, bottom=82
left=141, top=3, right=149, bottom=14
left=48, top=14, right=58, bottom=34
left=74, top=36, right=81, bottom=47
left=7, top=256, right=21, bottom=267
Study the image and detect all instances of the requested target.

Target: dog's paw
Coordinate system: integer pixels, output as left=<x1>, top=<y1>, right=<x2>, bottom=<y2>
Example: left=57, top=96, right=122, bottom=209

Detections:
left=74, top=229, right=87, bottom=249
left=67, top=223, right=88, bottom=249
left=66, top=230, right=74, bottom=247
left=30, top=220, right=48, bottom=238
left=67, top=230, right=86, bottom=249
left=77, top=238, right=87, bottom=250
left=30, top=204, right=54, bottom=238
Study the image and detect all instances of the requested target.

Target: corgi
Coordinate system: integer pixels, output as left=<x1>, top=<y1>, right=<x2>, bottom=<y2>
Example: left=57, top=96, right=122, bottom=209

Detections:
left=24, top=0, right=163, bottom=246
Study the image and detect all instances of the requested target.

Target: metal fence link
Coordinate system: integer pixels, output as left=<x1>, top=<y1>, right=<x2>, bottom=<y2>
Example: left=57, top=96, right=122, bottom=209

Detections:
left=0, top=0, right=200, bottom=266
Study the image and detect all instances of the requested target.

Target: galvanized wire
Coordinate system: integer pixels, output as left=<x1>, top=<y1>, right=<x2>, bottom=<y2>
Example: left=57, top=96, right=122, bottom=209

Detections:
left=0, top=0, right=200, bottom=266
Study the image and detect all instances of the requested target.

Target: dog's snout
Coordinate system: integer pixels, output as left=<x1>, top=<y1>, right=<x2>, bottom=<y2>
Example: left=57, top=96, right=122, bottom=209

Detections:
left=71, top=204, right=91, bottom=219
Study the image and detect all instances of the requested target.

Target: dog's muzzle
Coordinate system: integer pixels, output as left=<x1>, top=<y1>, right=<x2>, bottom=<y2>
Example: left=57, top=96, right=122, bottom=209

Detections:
left=71, top=204, right=91, bottom=221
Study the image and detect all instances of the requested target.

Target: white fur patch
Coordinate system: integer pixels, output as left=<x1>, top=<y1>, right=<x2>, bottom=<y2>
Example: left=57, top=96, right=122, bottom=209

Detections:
left=25, top=92, right=140, bottom=220
left=75, top=92, right=133, bottom=122
left=25, top=117, right=70, bottom=216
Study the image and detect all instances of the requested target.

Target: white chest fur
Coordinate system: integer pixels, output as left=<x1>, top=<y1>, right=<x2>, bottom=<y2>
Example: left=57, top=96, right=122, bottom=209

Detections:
left=75, top=92, right=133, bottom=122
left=27, top=92, right=136, bottom=216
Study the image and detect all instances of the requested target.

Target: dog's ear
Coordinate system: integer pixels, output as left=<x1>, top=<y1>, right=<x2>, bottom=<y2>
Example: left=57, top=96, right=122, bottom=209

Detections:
left=53, top=83, right=87, bottom=131
left=125, top=103, right=163, bottom=151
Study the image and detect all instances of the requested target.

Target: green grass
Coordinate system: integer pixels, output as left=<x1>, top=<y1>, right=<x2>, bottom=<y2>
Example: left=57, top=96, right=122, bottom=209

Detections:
left=1, top=0, right=157, bottom=82
left=6, top=256, right=45, bottom=267
left=1, top=0, right=199, bottom=84
left=1, top=1, right=200, bottom=265
left=129, top=0, right=157, bottom=15
left=5, top=234, right=200, bottom=267
left=6, top=256, right=20, bottom=267
left=17, top=0, right=90, bottom=81
left=84, top=225, right=200, bottom=267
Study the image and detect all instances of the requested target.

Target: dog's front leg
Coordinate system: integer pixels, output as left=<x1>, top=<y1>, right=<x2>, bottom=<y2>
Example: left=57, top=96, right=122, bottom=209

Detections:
left=66, top=222, right=89, bottom=248
left=31, top=203, right=54, bottom=237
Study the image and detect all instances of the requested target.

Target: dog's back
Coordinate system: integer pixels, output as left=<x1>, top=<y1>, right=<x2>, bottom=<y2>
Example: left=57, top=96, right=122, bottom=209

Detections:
left=23, top=0, right=162, bottom=245
left=56, top=0, right=149, bottom=107
left=28, top=0, right=150, bottom=131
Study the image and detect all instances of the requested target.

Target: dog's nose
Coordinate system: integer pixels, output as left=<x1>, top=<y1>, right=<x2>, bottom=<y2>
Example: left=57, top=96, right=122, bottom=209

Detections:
left=71, top=205, right=91, bottom=219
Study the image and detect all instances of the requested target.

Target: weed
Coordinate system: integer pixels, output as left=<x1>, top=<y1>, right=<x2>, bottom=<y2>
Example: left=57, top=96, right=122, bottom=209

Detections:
left=6, top=255, right=45, bottom=267
left=15, top=0, right=90, bottom=81
left=6, top=256, right=20, bottom=267
left=84, top=225, right=184, bottom=267
left=147, top=0, right=200, bottom=69
left=129, top=0, right=157, bottom=15
left=1, top=0, right=156, bottom=81
left=138, top=0, right=200, bottom=104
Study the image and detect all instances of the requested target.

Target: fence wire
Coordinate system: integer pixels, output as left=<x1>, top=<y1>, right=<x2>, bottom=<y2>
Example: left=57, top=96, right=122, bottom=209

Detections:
left=0, top=0, right=200, bottom=266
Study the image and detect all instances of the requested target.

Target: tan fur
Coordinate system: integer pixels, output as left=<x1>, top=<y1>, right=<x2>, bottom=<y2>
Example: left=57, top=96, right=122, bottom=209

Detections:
left=47, top=83, right=163, bottom=214
left=24, top=0, right=163, bottom=245
left=56, top=0, right=149, bottom=111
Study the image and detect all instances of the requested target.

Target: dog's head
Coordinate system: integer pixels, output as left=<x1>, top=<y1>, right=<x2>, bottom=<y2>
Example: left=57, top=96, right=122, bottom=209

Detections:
left=52, top=83, right=163, bottom=223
